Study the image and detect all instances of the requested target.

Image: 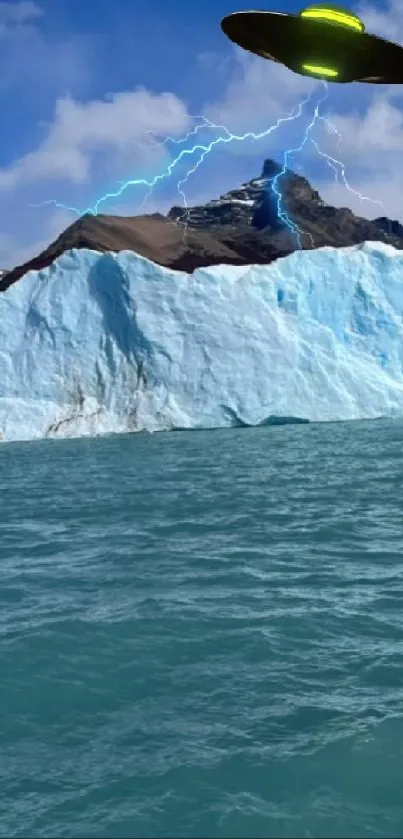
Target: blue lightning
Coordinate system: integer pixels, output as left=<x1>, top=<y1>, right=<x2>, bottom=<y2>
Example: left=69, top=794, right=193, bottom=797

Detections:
left=113, top=115, right=232, bottom=213
left=144, top=114, right=233, bottom=147
left=137, top=116, right=236, bottom=217
left=311, top=137, right=384, bottom=210
left=268, top=81, right=384, bottom=248
left=33, top=80, right=384, bottom=249
left=268, top=85, right=334, bottom=247
left=170, top=99, right=312, bottom=236
left=31, top=92, right=315, bottom=219
left=31, top=94, right=312, bottom=223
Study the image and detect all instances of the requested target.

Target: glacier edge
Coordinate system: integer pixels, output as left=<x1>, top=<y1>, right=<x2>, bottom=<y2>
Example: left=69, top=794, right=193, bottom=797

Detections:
left=1, top=242, right=403, bottom=442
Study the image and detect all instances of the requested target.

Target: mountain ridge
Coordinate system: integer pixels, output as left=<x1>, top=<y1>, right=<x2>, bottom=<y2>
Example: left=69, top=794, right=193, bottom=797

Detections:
left=1, top=158, right=401, bottom=291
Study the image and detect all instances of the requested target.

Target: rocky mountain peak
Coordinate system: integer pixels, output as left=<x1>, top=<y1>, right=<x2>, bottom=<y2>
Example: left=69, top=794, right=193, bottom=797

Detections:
left=1, top=158, right=402, bottom=291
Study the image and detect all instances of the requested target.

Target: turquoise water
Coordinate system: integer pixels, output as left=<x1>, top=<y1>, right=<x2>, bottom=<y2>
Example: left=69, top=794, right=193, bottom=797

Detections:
left=1, top=420, right=403, bottom=838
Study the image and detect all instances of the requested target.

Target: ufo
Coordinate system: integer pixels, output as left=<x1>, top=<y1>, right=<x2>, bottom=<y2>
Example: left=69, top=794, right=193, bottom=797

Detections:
left=221, top=4, right=403, bottom=83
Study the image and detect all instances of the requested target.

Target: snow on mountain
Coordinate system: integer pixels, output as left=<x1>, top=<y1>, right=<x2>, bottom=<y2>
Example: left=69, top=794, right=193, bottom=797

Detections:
left=1, top=241, right=403, bottom=443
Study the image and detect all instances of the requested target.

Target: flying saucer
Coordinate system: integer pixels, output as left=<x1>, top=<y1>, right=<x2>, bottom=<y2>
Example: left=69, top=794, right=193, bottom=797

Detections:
left=221, top=4, right=403, bottom=83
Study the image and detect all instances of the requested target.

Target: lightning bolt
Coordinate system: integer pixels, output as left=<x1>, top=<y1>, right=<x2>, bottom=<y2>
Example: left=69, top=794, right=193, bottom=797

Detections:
left=32, top=80, right=383, bottom=250
left=117, top=115, right=234, bottom=216
left=311, top=138, right=384, bottom=210
left=34, top=91, right=314, bottom=219
left=144, top=114, right=232, bottom=146
left=268, top=81, right=384, bottom=248
left=138, top=116, right=235, bottom=217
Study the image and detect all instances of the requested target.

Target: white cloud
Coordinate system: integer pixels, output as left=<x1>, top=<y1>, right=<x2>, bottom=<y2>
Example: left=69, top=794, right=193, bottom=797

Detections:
left=0, top=5, right=96, bottom=101
left=318, top=174, right=395, bottom=220
left=355, top=0, right=403, bottom=41
left=204, top=48, right=314, bottom=132
left=198, top=8, right=403, bottom=223
left=0, top=88, right=191, bottom=189
left=0, top=1, right=42, bottom=29
left=0, top=207, right=76, bottom=268
left=2, top=0, right=403, bottom=269
left=323, top=93, right=403, bottom=156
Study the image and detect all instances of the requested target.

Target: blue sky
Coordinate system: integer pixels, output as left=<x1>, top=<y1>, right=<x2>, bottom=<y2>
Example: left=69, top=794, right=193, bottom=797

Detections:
left=0, top=0, right=402, bottom=266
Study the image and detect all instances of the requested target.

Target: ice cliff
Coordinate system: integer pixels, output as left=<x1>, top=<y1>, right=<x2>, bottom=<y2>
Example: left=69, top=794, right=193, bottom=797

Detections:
left=1, top=242, right=403, bottom=443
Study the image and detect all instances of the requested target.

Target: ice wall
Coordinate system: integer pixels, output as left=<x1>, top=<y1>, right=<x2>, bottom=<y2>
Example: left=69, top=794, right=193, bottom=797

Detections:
left=1, top=242, right=403, bottom=442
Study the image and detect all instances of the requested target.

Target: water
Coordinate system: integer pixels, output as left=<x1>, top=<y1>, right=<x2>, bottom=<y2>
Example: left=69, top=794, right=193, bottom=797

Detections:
left=1, top=419, right=403, bottom=838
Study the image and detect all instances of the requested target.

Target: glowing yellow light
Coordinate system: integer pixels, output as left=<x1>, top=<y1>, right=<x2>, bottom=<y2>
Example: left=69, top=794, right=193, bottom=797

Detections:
left=300, top=7, right=364, bottom=31
left=302, top=63, right=339, bottom=77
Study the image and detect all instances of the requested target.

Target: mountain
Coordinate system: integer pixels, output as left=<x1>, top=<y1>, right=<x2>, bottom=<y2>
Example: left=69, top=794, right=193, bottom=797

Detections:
left=1, top=158, right=402, bottom=291
left=1, top=241, right=403, bottom=443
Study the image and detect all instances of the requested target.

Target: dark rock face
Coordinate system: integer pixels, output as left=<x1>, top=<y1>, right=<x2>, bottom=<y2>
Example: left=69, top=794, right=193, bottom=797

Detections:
left=372, top=217, right=403, bottom=239
left=1, top=158, right=402, bottom=292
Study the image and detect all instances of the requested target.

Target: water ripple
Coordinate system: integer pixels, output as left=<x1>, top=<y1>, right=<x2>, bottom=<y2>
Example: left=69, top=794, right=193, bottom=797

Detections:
left=1, top=419, right=403, bottom=836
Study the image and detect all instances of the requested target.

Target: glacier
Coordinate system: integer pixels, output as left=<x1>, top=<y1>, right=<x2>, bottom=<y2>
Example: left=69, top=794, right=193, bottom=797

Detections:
left=1, top=241, right=403, bottom=443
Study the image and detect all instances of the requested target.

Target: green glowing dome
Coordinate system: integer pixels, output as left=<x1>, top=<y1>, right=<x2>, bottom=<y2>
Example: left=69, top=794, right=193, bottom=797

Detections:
left=299, top=4, right=365, bottom=32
